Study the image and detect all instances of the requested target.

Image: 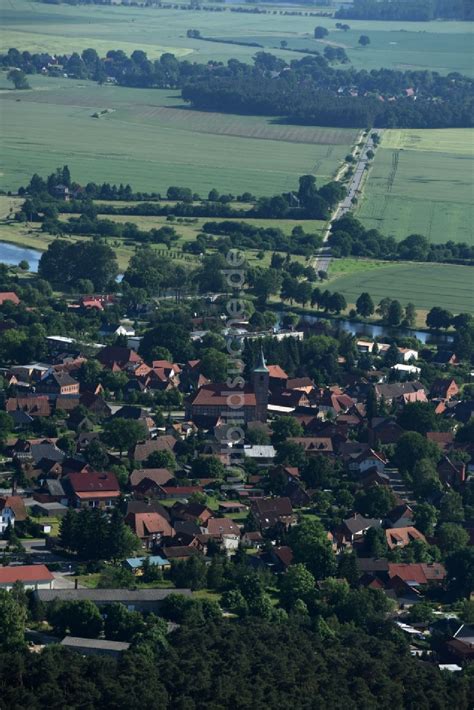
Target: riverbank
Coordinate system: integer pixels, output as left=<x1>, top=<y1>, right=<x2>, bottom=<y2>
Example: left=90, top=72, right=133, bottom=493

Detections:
left=269, top=301, right=454, bottom=345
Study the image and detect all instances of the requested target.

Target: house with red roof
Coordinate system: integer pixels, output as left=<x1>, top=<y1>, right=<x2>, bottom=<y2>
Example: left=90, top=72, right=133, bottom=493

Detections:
left=125, top=511, right=174, bottom=549
left=267, top=364, right=289, bottom=391
left=185, top=351, right=269, bottom=424
left=385, top=526, right=426, bottom=550
left=0, top=495, right=27, bottom=534
left=0, top=564, right=54, bottom=591
left=64, top=471, right=120, bottom=508
left=0, top=291, right=20, bottom=306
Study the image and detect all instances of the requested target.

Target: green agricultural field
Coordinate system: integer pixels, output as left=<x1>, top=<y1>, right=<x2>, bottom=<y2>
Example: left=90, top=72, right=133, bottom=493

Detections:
left=0, top=75, right=357, bottom=195
left=328, top=260, right=474, bottom=315
left=1, top=0, right=473, bottom=75
left=356, top=129, right=474, bottom=245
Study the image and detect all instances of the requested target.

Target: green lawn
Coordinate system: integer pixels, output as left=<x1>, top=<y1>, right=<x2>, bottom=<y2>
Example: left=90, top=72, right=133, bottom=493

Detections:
left=2, top=0, right=473, bottom=75
left=328, top=261, right=474, bottom=315
left=356, top=129, right=474, bottom=245
left=0, top=75, right=356, bottom=195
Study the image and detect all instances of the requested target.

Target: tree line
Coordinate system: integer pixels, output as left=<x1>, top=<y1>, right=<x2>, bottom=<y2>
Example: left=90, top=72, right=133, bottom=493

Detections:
left=329, top=214, right=474, bottom=265
left=335, top=0, right=473, bottom=21
left=2, top=47, right=473, bottom=128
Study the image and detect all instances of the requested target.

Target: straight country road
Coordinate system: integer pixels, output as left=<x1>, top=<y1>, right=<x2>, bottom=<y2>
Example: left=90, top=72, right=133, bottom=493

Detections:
left=313, top=129, right=383, bottom=274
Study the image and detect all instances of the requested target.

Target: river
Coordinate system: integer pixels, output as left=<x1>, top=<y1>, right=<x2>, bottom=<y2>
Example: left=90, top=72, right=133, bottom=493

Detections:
left=0, top=242, right=42, bottom=272
left=298, top=314, right=453, bottom=345
left=0, top=241, right=453, bottom=345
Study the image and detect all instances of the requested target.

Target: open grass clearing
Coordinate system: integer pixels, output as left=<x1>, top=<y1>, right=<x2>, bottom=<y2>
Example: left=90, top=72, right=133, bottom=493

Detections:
left=91, top=214, right=326, bottom=239
left=0, top=76, right=355, bottom=195
left=327, top=261, right=474, bottom=314
left=356, top=129, right=474, bottom=245
left=380, top=128, right=474, bottom=155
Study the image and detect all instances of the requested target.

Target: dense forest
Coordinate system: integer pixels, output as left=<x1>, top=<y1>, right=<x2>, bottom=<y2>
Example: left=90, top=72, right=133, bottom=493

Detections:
left=180, top=54, right=474, bottom=128
left=0, top=619, right=471, bottom=709
left=2, top=48, right=473, bottom=128
left=336, top=0, right=474, bottom=21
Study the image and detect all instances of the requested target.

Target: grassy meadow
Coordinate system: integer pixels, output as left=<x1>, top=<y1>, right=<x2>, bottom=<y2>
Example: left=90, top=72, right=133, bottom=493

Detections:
left=328, top=260, right=474, bottom=315
left=0, top=75, right=357, bottom=195
left=2, top=0, right=473, bottom=75
left=356, top=129, right=474, bottom=245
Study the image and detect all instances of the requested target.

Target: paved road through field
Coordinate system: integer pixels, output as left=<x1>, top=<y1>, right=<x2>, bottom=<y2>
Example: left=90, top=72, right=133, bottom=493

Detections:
left=313, top=129, right=383, bottom=274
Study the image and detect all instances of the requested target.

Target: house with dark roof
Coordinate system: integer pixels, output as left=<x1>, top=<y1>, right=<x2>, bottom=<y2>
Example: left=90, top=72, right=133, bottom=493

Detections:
left=13, top=439, right=65, bottom=467
left=338, top=513, right=382, bottom=546
left=6, top=396, right=51, bottom=419
left=97, top=346, right=142, bottom=371
left=267, top=364, right=289, bottom=391
left=35, top=587, right=191, bottom=612
left=446, top=624, right=474, bottom=662
left=171, top=502, right=213, bottom=525
left=61, top=636, right=130, bottom=658
left=64, top=471, right=120, bottom=508
left=369, top=417, right=405, bottom=446
left=432, top=350, right=458, bottom=367
left=130, top=468, right=174, bottom=489
left=249, top=496, right=296, bottom=533
left=430, top=378, right=459, bottom=401
left=37, top=371, right=80, bottom=397
left=79, top=392, right=112, bottom=418
left=374, top=381, right=427, bottom=405
left=288, top=437, right=334, bottom=456
left=132, top=436, right=177, bottom=463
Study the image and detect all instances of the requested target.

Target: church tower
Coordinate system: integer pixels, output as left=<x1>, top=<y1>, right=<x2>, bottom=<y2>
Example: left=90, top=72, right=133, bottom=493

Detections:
left=252, top=347, right=269, bottom=422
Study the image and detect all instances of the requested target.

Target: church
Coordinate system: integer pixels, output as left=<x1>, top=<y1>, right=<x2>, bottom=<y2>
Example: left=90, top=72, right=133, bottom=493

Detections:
left=185, top=350, right=269, bottom=425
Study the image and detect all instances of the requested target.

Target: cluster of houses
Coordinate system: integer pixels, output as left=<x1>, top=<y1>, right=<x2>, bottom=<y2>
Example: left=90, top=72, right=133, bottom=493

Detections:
left=0, top=290, right=472, bottom=663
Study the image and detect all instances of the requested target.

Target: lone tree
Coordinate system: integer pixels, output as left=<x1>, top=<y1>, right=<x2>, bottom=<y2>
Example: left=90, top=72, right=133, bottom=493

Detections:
left=314, top=26, right=329, bottom=39
left=356, top=292, right=374, bottom=318
left=7, top=69, right=30, bottom=90
left=359, top=35, right=370, bottom=47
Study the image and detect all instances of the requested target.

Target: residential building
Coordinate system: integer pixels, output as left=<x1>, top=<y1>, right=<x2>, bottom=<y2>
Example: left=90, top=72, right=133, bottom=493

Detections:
left=0, top=564, right=54, bottom=591
left=64, top=471, right=120, bottom=508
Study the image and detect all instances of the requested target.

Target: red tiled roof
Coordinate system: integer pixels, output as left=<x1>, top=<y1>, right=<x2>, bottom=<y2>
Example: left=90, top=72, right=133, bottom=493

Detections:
left=267, top=365, right=288, bottom=379
left=206, top=517, right=241, bottom=536
left=130, top=468, right=173, bottom=487
left=75, top=491, right=120, bottom=499
left=126, top=512, right=174, bottom=538
left=67, top=471, right=119, bottom=493
left=388, top=562, right=446, bottom=585
left=189, top=384, right=256, bottom=407
left=0, top=496, right=27, bottom=521
left=133, top=437, right=177, bottom=462
left=0, top=564, right=53, bottom=584
left=0, top=292, right=20, bottom=306
left=385, top=526, right=426, bottom=550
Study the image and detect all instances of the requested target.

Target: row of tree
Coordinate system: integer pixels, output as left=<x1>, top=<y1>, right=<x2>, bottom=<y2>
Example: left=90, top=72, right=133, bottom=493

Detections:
left=335, top=0, right=473, bottom=21
left=329, top=214, right=474, bottom=264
